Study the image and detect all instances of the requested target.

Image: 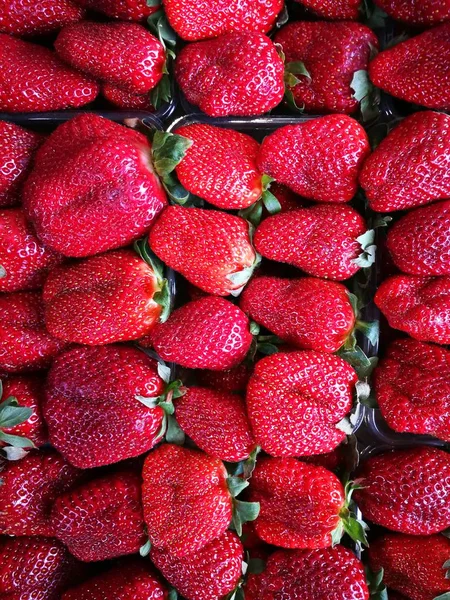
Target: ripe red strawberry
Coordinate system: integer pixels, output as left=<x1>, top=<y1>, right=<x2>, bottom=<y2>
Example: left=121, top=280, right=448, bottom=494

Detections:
left=246, top=351, right=358, bottom=457
left=196, top=363, right=253, bottom=393
left=246, top=546, right=369, bottom=599
left=276, top=22, right=377, bottom=115
left=355, top=447, right=450, bottom=534
left=0, top=292, right=67, bottom=374
left=44, top=345, right=168, bottom=468
left=51, top=470, right=146, bottom=562
left=102, top=84, right=153, bottom=110
left=369, top=24, right=450, bottom=110
left=72, top=0, right=156, bottom=20
left=0, top=450, right=81, bottom=536
left=175, top=32, right=285, bottom=117
left=0, top=35, right=99, bottom=113
left=369, top=533, right=450, bottom=600
left=374, top=339, right=450, bottom=441
left=0, top=208, right=63, bottom=293
left=55, top=22, right=165, bottom=95
left=258, top=116, right=370, bottom=203
left=150, top=296, right=253, bottom=370
left=23, top=114, right=167, bottom=257
left=294, top=0, right=361, bottom=19
left=0, top=122, right=42, bottom=208
left=375, top=275, right=450, bottom=345
left=151, top=530, right=243, bottom=600
left=374, top=0, right=450, bottom=25
left=0, top=0, right=84, bottom=36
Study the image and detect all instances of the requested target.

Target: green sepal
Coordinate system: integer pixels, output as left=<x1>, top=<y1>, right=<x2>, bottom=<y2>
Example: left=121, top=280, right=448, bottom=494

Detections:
left=135, top=380, right=186, bottom=411
left=332, top=479, right=368, bottom=546
left=285, top=61, right=312, bottom=86
left=249, top=321, right=260, bottom=336
left=165, top=414, right=185, bottom=445
left=147, top=9, right=177, bottom=47
left=232, top=500, right=260, bottom=537
left=0, top=431, right=35, bottom=448
left=373, top=215, right=392, bottom=229
left=338, top=345, right=378, bottom=380
left=227, top=252, right=262, bottom=298
left=227, top=476, right=250, bottom=498
left=350, top=69, right=380, bottom=122
left=261, top=190, right=281, bottom=215
left=226, top=588, right=245, bottom=600
left=150, top=74, right=172, bottom=109
left=443, top=559, right=450, bottom=580
left=284, top=88, right=305, bottom=113
left=239, top=202, right=263, bottom=227
left=0, top=265, right=6, bottom=278
left=139, top=539, right=152, bottom=557
left=434, top=594, right=450, bottom=600
left=2, top=446, right=30, bottom=460
left=256, top=334, right=282, bottom=356
left=161, top=172, right=194, bottom=205
left=365, top=567, right=388, bottom=600
left=152, top=131, right=193, bottom=179
left=168, top=589, right=178, bottom=600
left=0, top=397, right=32, bottom=429
left=242, top=446, right=260, bottom=480
left=134, top=238, right=171, bottom=322
left=248, top=558, right=265, bottom=575
left=360, top=0, right=388, bottom=28
left=352, top=229, right=376, bottom=268
left=146, top=0, right=160, bottom=6
left=355, top=319, right=379, bottom=347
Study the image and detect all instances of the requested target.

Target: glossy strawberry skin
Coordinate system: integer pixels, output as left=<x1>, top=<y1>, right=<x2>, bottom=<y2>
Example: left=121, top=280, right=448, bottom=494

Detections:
left=294, top=0, right=361, bottom=19
left=142, top=444, right=232, bottom=558
left=375, top=275, right=450, bottom=345
left=0, top=0, right=84, bottom=36
left=374, top=0, right=450, bottom=25
left=73, top=0, right=156, bottom=20
left=44, top=346, right=165, bottom=469
left=23, top=114, right=167, bottom=258
left=55, top=22, right=165, bottom=94
left=0, top=35, right=99, bottom=113
left=1, top=375, right=47, bottom=446
left=51, top=470, right=146, bottom=562
left=276, top=21, right=377, bottom=114
left=150, top=296, right=253, bottom=371
left=258, top=116, right=370, bottom=203
left=175, top=32, right=285, bottom=117
left=102, top=84, right=153, bottom=110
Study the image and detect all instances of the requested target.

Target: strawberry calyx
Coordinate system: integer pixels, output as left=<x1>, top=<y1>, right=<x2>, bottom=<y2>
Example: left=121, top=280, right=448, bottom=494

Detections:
left=352, top=229, right=376, bottom=268
left=227, top=476, right=260, bottom=536
left=435, top=593, right=450, bottom=599
left=247, top=322, right=283, bottom=361
left=238, top=175, right=281, bottom=227
left=226, top=222, right=261, bottom=296
left=282, top=54, right=310, bottom=114
left=151, top=131, right=195, bottom=204
left=0, top=265, right=6, bottom=278
left=350, top=68, right=380, bottom=123
left=147, top=6, right=177, bottom=109
left=0, top=380, right=35, bottom=460
left=134, top=238, right=172, bottom=322
left=342, top=291, right=379, bottom=354
left=228, top=446, right=262, bottom=481
left=365, top=566, right=388, bottom=600
left=331, top=479, right=368, bottom=547
left=226, top=554, right=266, bottom=600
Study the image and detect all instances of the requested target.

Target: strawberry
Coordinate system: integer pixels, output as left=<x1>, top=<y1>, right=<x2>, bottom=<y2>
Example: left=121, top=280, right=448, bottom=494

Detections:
left=55, top=22, right=165, bottom=95
left=150, top=296, right=253, bottom=370
left=175, top=32, right=285, bottom=117
left=369, top=24, right=450, bottom=110
left=246, top=351, right=358, bottom=457
left=245, top=546, right=370, bottom=599
left=355, top=447, right=450, bottom=534
left=0, top=0, right=84, bottom=36
left=0, top=450, right=81, bottom=536
left=374, top=339, right=450, bottom=441
left=258, top=116, right=370, bottom=203
left=51, top=470, right=146, bottom=562
left=386, top=200, right=450, bottom=276
left=248, top=457, right=367, bottom=548
left=0, top=121, right=41, bottom=208
left=373, top=0, right=450, bottom=25
left=150, top=531, right=243, bottom=600
left=23, top=114, right=167, bottom=257
left=0, top=35, right=99, bottom=113
left=374, top=275, right=450, bottom=345
left=276, top=21, right=377, bottom=115
left=294, top=0, right=361, bottom=20
left=369, top=533, right=450, bottom=600
left=102, top=84, right=153, bottom=110
left=196, top=363, right=253, bottom=393
left=0, top=292, right=67, bottom=374
left=0, top=208, right=63, bottom=293
left=72, top=0, right=156, bottom=21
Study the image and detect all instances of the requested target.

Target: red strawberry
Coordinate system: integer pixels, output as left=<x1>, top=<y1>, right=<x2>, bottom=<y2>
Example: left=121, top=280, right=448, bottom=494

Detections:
left=355, top=447, right=450, bottom=534
left=23, top=114, right=167, bottom=257
left=163, top=0, right=283, bottom=41
left=369, top=24, right=450, bottom=110
left=300, top=447, right=344, bottom=472
left=0, top=0, right=84, bottom=36
left=374, top=0, right=450, bottom=25
left=196, top=363, right=253, bottom=393
left=51, top=470, right=146, bottom=562
left=294, top=0, right=361, bottom=19
left=360, top=112, right=450, bottom=212
left=246, top=351, right=357, bottom=457
left=44, top=345, right=168, bottom=468
left=0, top=450, right=81, bottom=536
left=55, top=22, right=165, bottom=95
left=246, top=546, right=369, bottom=599
left=150, top=296, right=253, bottom=370
left=0, top=121, right=41, bottom=208
left=72, top=0, right=156, bottom=21
left=375, top=275, right=450, bottom=345
left=258, top=116, right=370, bottom=203
left=276, top=22, right=377, bottom=115
left=0, top=292, right=67, bottom=374
left=266, top=183, right=307, bottom=213
left=102, top=84, right=153, bottom=110
left=369, top=533, right=450, bottom=600
left=0, top=35, right=99, bottom=113
left=0, top=208, right=63, bottom=293
left=175, top=32, right=285, bottom=117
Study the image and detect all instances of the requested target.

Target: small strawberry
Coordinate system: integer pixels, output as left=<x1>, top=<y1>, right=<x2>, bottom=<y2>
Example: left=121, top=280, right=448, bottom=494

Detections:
left=102, top=84, right=153, bottom=110
left=72, top=0, right=157, bottom=21
left=23, top=114, right=167, bottom=257
left=150, top=531, right=243, bottom=600
left=196, top=363, right=253, bottom=393
left=375, top=275, right=450, bottom=345
left=175, top=32, right=285, bottom=117
left=0, top=35, right=99, bottom=113
left=294, top=0, right=361, bottom=20
left=258, top=116, right=370, bottom=203
left=0, top=0, right=85, bottom=36
left=51, top=470, right=146, bottom=562
left=374, top=0, right=450, bottom=25
left=149, top=296, right=253, bottom=370
left=374, top=339, right=450, bottom=441
left=360, top=112, right=450, bottom=212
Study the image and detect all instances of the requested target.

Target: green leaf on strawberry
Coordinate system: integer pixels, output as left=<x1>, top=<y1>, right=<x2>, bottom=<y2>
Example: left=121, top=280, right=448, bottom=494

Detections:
left=365, top=566, right=388, bottom=600
left=134, top=238, right=171, bottom=322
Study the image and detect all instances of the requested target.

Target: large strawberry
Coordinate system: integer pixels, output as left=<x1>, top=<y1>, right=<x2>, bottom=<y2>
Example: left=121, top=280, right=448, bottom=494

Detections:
left=374, top=339, right=450, bottom=441
left=360, top=112, right=450, bottom=212
left=51, top=470, right=146, bottom=562
left=102, top=83, right=153, bottom=110
left=23, top=114, right=167, bottom=257
left=354, top=447, right=450, bottom=534
left=0, top=35, right=99, bottom=113
left=374, top=0, right=450, bottom=25
left=369, top=24, right=450, bottom=110
left=175, top=32, right=285, bottom=117
left=258, top=116, right=370, bottom=203
left=0, top=0, right=84, bottom=36
left=276, top=21, right=377, bottom=115
left=294, top=0, right=361, bottom=19
left=72, top=0, right=156, bottom=20
left=375, top=275, right=450, bottom=345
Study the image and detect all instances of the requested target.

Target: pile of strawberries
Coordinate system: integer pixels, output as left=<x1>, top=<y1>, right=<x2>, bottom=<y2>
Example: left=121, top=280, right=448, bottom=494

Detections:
left=1, top=0, right=450, bottom=599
